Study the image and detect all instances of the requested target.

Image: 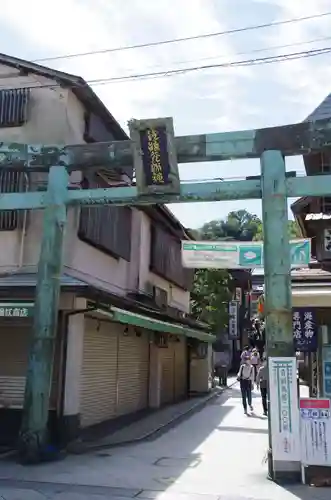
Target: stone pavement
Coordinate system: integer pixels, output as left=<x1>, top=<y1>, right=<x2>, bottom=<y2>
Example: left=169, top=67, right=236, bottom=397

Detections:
left=0, top=383, right=330, bottom=500
left=72, top=376, right=237, bottom=451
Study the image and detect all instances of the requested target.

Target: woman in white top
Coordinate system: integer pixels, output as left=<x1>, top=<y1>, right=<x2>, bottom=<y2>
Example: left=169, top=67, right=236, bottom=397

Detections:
left=237, top=356, right=255, bottom=415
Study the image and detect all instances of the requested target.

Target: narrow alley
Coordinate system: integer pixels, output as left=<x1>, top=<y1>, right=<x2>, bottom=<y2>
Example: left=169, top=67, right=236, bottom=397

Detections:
left=0, top=384, right=329, bottom=500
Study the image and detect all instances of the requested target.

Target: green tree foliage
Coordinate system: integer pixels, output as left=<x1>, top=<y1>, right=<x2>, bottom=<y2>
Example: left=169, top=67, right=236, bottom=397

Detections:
left=190, top=210, right=260, bottom=333
left=199, top=209, right=261, bottom=241
left=190, top=268, right=232, bottom=332
left=253, top=219, right=302, bottom=241
left=189, top=210, right=301, bottom=332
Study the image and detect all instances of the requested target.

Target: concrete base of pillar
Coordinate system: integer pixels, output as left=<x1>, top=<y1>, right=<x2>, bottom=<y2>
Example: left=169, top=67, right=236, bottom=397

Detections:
left=270, top=459, right=301, bottom=484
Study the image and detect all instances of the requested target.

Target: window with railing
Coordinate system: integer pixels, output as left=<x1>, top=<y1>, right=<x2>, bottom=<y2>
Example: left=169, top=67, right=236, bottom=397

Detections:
left=0, top=88, right=30, bottom=128
left=0, top=170, right=27, bottom=230
left=150, top=224, right=194, bottom=290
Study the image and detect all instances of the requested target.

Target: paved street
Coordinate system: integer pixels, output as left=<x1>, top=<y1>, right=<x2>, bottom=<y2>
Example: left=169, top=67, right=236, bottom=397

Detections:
left=0, top=383, right=329, bottom=500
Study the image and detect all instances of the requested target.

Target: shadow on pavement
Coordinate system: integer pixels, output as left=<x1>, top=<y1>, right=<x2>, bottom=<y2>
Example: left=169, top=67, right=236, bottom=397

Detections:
left=0, top=387, right=237, bottom=499
left=281, top=484, right=331, bottom=500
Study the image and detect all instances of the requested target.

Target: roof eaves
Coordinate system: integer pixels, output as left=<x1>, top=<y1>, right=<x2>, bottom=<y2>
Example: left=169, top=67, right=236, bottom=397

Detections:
left=0, top=52, right=128, bottom=140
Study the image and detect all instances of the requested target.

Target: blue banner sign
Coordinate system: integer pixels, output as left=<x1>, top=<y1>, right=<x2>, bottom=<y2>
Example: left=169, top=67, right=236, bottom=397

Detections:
left=293, top=308, right=317, bottom=352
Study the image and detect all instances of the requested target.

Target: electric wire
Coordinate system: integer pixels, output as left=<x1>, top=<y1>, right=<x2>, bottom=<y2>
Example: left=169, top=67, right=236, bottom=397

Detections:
left=2, top=45, right=329, bottom=90
left=32, top=11, right=331, bottom=63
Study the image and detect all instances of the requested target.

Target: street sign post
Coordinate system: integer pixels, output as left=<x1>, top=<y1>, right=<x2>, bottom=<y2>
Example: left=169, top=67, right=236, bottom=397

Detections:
left=269, top=357, right=300, bottom=462
left=181, top=239, right=311, bottom=269
left=299, top=398, right=331, bottom=483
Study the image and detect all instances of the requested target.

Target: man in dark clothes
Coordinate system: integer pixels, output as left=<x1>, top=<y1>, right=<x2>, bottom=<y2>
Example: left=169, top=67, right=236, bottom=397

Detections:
left=256, top=357, right=268, bottom=416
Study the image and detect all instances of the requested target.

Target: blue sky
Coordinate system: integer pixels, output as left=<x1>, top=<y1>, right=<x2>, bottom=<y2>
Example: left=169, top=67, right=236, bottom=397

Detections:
left=1, top=0, right=331, bottom=228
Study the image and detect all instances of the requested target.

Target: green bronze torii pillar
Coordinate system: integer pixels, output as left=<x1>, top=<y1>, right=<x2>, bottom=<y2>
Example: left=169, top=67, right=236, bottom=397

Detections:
left=1, top=117, right=331, bottom=479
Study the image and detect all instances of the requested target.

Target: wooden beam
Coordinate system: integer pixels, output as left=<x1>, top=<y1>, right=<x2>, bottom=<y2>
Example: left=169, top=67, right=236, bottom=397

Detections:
left=1, top=173, right=331, bottom=212
left=68, top=179, right=262, bottom=206
left=0, top=179, right=262, bottom=210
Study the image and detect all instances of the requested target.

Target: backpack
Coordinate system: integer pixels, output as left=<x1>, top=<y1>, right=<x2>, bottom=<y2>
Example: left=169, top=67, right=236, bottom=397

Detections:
left=237, top=364, right=253, bottom=382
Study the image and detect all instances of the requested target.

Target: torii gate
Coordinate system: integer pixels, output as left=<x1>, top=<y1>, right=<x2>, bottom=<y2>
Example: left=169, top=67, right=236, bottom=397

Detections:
left=1, top=116, right=331, bottom=480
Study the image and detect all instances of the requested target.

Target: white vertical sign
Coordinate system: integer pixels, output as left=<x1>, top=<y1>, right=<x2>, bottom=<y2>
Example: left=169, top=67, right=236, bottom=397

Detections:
left=228, top=301, right=238, bottom=339
left=300, top=399, right=331, bottom=466
left=269, top=357, right=300, bottom=461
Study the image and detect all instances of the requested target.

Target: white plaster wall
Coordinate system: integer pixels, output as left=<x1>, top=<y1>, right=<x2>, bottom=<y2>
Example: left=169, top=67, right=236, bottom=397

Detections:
left=63, top=297, right=86, bottom=417
left=0, top=65, right=84, bottom=273
left=67, top=231, right=130, bottom=296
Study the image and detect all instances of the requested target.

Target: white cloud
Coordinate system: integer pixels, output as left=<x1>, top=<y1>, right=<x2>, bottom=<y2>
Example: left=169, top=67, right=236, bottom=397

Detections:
left=261, top=0, right=331, bottom=118
left=0, top=0, right=252, bottom=133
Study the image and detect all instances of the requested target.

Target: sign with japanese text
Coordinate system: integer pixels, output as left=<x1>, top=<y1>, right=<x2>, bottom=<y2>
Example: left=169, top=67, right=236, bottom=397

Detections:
left=181, top=239, right=310, bottom=269
left=269, top=357, right=300, bottom=462
left=292, top=308, right=317, bottom=352
left=0, top=302, right=33, bottom=318
left=300, top=398, right=331, bottom=466
left=228, top=301, right=239, bottom=339
left=129, top=117, right=180, bottom=196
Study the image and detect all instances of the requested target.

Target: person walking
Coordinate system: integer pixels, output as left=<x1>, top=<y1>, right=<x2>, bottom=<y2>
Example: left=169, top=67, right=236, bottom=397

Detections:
left=214, top=349, right=230, bottom=386
left=250, top=348, right=260, bottom=381
left=240, top=345, right=250, bottom=363
left=256, top=357, right=268, bottom=416
left=237, top=356, right=254, bottom=415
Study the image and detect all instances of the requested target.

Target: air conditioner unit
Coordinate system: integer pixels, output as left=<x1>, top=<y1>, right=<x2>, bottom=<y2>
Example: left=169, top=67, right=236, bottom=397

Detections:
left=154, top=286, right=168, bottom=309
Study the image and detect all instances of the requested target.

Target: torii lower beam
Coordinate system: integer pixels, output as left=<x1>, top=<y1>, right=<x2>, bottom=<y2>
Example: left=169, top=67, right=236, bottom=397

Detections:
left=1, top=175, right=331, bottom=211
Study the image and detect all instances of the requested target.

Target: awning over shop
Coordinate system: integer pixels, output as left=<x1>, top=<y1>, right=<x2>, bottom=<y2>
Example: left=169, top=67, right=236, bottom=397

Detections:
left=292, top=287, right=331, bottom=308
left=255, top=282, right=331, bottom=310
left=91, top=305, right=215, bottom=343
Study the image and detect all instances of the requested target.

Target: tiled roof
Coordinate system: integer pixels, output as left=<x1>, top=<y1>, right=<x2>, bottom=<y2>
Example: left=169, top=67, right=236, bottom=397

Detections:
left=304, top=93, right=331, bottom=122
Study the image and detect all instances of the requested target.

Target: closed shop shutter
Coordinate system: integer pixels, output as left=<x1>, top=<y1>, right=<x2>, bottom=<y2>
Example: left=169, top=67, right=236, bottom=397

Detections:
left=116, top=328, right=149, bottom=416
left=160, top=342, right=175, bottom=405
left=174, top=337, right=187, bottom=401
left=80, top=317, right=117, bottom=428
left=0, top=318, right=61, bottom=410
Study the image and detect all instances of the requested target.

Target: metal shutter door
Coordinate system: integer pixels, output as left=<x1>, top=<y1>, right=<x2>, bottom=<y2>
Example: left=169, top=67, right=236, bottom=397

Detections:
left=116, top=328, right=149, bottom=416
left=0, top=319, right=60, bottom=410
left=160, top=343, right=175, bottom=405
left=174, top=337, right=187, bottom=401
left=80, top=318, right=117, bottom=428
